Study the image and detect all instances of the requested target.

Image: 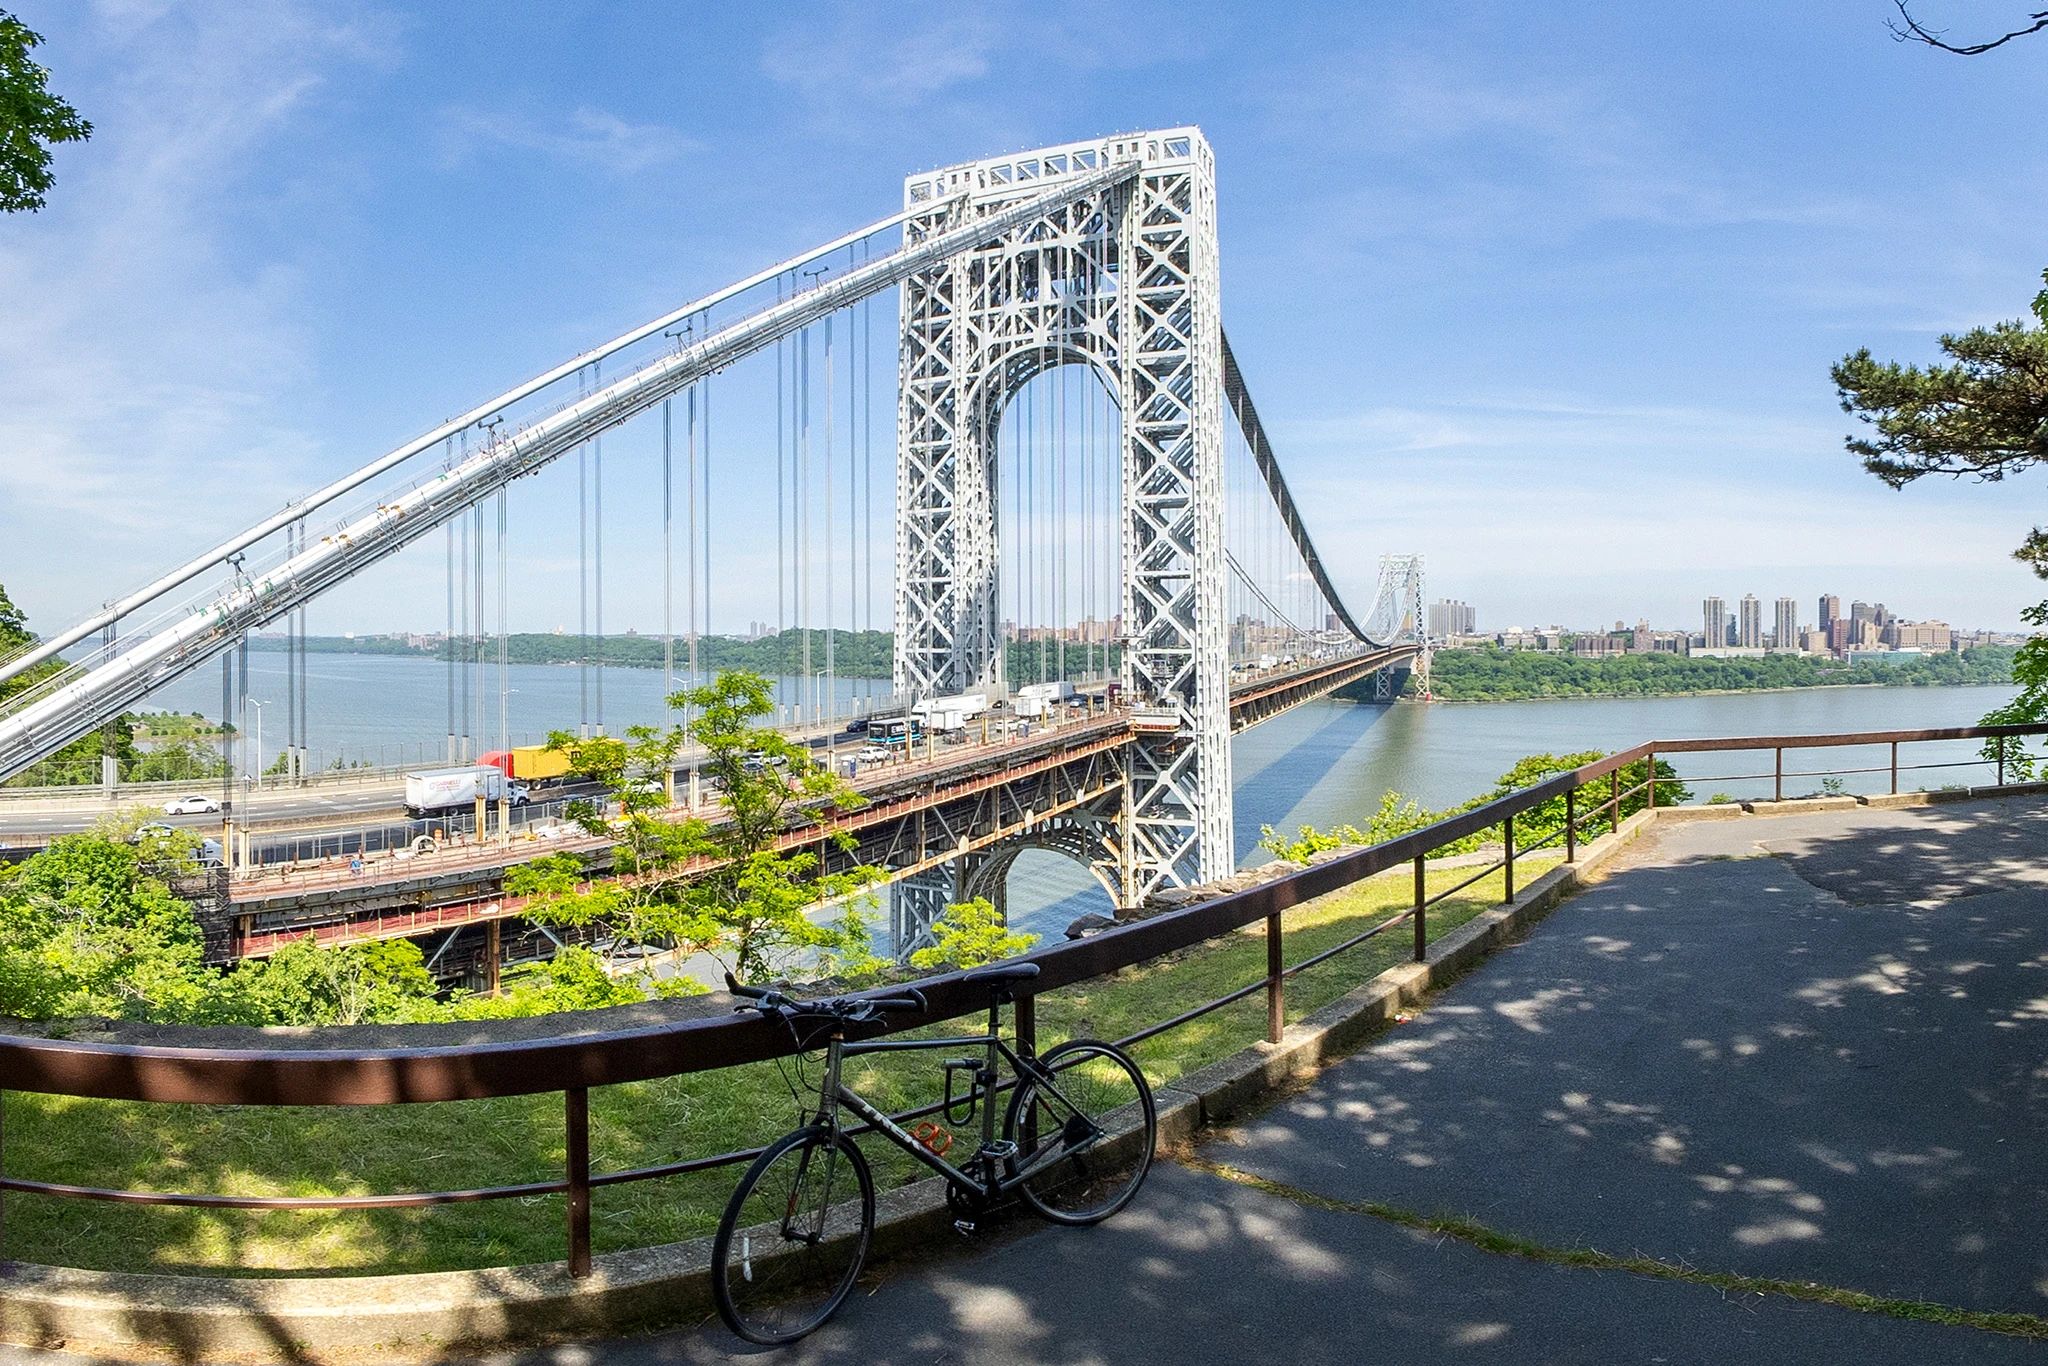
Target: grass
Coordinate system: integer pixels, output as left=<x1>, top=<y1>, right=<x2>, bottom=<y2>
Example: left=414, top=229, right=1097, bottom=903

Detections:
left=1180, top=1156, right=2048, bottom=1342
left=0, top=855, right=1550, bottom=1277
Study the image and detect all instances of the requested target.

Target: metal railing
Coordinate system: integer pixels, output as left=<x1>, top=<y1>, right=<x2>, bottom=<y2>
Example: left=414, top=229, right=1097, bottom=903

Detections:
left=0, top=720, right=2040, bottom=1279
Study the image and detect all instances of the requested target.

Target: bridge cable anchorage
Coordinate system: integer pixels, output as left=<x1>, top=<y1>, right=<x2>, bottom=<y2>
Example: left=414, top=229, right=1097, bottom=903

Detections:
left=0, top=161, right=1138, bottom=780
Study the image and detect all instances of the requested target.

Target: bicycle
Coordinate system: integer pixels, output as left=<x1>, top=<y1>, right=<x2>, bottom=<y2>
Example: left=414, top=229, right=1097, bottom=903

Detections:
left=711, top=961, right=1156, bottom=1344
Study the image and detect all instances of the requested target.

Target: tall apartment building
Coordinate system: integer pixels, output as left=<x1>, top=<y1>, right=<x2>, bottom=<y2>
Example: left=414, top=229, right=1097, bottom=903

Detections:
left=1702, top=595, right=1725, bottom=648
left=1819, top=595, right=1841, bottom=634
left=1774, top=597, right=1798, bottom=650
left=1426, top=599, right=1476, bottom=638
left=1738, top=594, right=1763, bottom=649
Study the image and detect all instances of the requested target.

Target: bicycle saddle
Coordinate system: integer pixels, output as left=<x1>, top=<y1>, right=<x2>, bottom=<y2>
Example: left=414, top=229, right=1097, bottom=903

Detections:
left=959, top=962, right=1041, bottom=986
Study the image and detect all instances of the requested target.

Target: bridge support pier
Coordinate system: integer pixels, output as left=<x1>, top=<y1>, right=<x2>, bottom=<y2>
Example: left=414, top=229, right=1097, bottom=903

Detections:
left=889, top=868, right=954, bottom=961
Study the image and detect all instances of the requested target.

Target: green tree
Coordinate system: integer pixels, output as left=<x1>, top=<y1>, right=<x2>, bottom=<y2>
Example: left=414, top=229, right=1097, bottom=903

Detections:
left=1835, top=269, right=2048, bottom=770
left=0, top=819, right=220, bottom=1022
left=437, top=945, right=678, bottom=1020
left=906, top=897, right=1039, bottom=972
left=0, top=578, right=28, bottom=650
left=0, top=9, right=91, bottom=213
left=224, top=936, right=441, bottom=1026
left=512, top=669, right=883, bottom=986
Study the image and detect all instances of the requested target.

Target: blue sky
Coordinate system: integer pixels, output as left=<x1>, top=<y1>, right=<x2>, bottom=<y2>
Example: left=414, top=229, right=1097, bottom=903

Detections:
left=2, top=0, right=2046, bottom=639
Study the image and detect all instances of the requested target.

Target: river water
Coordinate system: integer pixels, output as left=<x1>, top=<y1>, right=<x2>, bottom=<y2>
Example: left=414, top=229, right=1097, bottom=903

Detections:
left=142, top=657, right=2018, bottom=945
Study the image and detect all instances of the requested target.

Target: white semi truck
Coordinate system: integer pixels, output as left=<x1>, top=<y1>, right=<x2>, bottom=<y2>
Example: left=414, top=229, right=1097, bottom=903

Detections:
left=910, top=691, right=990, bottom=733
left=404, top=765, right=528, bottom=818
left=1014, top=680, right=1079, bottom=718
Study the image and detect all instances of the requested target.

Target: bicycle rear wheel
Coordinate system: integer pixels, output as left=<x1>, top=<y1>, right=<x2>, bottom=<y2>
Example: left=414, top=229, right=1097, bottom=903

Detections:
left=711, top=1125, right=874, bottom=1345
left=1004, top=1038, right=1155, bottom=1224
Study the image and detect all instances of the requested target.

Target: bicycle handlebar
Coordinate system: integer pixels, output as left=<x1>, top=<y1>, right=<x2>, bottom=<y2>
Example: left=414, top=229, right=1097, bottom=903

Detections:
left=725, top=973, right=927, bottom=1023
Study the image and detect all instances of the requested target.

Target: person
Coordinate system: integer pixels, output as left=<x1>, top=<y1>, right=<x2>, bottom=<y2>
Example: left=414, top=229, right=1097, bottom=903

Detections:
left=349, top=853, right=364, bottom=875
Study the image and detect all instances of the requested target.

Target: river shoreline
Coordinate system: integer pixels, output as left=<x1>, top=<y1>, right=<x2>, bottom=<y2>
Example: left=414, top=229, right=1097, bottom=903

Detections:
left=1413, top=679, right=2002, bottom=707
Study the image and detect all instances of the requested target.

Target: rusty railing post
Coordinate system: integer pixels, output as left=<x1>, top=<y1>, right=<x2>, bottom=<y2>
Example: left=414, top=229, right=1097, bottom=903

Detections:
left=1565, top=786, right=1577, bottom=863
left=1609, top=768, right=1620, bottom=834
left=1502, top=819, right=1515, bottom=904
left=1412, top=855, right=1426, bottom=963
left=1014, top=990, right=1037, bottom=1062
left=1773, top=747, right=1783, bottom=803
left=1890, top=740, right=1899, bottom=796
left=1645, top=751, right=1656, bottom=812
left=1265, top=911, right=1284, bottom=1044
left=1997, top=734, right=2008, bottom=787
left=566, top=1087, right=592, bottom=1278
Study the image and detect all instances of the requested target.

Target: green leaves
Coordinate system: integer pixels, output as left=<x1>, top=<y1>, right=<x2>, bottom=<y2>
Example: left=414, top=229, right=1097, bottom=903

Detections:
left=1833, top=267, right=2048, bottom=569
left=0, top=10, right=92, bottom=214
left=1258, top=751, right=1690, bottom=866
left=516, top=669, right=886, bottom=987
left=906, top=898, right=1039, bottom=972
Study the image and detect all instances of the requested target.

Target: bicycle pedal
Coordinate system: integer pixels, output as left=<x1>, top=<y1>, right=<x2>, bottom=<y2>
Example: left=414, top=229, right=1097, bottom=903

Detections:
left=952, top=1218, right=979, bottom=1236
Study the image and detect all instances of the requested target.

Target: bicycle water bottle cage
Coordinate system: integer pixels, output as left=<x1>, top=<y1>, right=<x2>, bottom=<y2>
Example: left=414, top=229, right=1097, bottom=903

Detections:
left=942, top=1059, right=983, bottom=1124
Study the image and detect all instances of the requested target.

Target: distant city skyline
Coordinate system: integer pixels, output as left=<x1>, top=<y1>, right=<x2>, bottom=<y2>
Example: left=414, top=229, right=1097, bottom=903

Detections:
left=1431, top=583, right=2021, bottom=643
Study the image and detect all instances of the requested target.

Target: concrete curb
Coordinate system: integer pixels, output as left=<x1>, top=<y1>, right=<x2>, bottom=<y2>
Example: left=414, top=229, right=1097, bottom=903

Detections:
left=0, top=804, right=1655, bottom=1363
left=1740, top=795, right=1861, bottom=816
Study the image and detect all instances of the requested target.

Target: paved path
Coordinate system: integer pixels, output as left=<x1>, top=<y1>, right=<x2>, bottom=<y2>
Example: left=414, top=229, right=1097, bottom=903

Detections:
left=9, top=797, right=2046, bottom=1364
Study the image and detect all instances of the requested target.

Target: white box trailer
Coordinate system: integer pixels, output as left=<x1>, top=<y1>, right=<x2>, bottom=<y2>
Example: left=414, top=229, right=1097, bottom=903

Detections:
left=1014, top=680, right=1078, bottom=718
left=910, top=692, right=989, bottom=732
left=404, top=765, right=525, bottom=817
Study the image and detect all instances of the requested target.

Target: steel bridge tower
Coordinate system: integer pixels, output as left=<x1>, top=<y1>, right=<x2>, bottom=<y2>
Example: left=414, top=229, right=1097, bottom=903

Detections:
left=894, top=130, right=1230, bottom=903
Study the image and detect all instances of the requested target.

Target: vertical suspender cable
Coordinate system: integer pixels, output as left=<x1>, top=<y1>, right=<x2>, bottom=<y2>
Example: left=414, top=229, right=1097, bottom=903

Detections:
left=282, top=522, right=295, bottom=776
left=594, top=361, right=605, bottom=733
left=776, top=276, right=786, bottom=664
left=498, top=488, right=508, bottom=751
left=236, top=633, right=249, bottom=808
left=473, top=501, right=485, bottom=764
left=702, top=357, right=712, bottom=690
left=687, top=386, right=698, bottom=686
left=459, top=505, right=471, bottom=758
left=824, top=312, right=835, bottom=727
left=1057, top=345, right=1067, bottom=682
left=220, top=654, right=233, bottom=827
left=296, top=519, right=309, bottom=774
left=445, top=443, right=456, bottom=763
left=662, top=398, right=674, bottom=698
left=577, top=368, right=589, bottom=738
left=861, top=245, right=873, bottom=700
left=794, top=325, right=811, bottom=720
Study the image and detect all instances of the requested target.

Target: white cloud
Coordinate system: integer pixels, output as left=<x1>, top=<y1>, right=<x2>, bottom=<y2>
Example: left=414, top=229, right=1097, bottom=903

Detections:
left=437, top=106, right=698, bottom=176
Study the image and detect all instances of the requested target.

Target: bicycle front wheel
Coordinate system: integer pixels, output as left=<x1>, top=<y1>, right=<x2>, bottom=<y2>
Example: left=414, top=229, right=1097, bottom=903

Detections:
left=1005, top=1038, right=1156, bottom=1225
left=711, top=1125, right=874, bottom=1345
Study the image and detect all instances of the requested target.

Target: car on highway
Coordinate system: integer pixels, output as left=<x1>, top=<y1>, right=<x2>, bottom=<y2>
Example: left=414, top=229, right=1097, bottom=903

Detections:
left=162, top=793, right=222, bottom=815
left=854, top=744, right=894, bottom=765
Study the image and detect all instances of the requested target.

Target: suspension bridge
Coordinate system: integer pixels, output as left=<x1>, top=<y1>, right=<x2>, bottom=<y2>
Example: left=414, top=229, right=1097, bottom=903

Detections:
left=0, top=128, right=1429, bottom=977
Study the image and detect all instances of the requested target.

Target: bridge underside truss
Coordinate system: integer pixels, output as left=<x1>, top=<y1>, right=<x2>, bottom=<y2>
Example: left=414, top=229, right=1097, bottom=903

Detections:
left=896, top=130, right=1232, bottom=899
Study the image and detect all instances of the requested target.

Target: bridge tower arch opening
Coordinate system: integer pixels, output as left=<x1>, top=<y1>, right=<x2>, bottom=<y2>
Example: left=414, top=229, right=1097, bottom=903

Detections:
left=983, top=353, right=1123, bottom=692
left=895, top=129, right=1231, bottom=901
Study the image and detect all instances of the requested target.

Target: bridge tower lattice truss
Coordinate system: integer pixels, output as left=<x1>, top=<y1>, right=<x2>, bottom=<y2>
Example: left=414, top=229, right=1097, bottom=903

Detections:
left=894, top=130, right=1230, bottom=902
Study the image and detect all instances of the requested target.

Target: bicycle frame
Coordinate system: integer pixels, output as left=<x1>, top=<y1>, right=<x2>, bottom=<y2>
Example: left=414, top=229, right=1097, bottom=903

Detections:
left=808, top=999, right=1102, bottom=1203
